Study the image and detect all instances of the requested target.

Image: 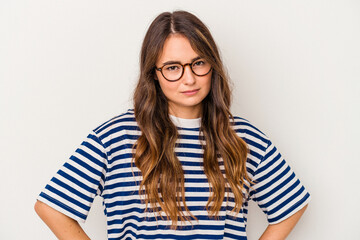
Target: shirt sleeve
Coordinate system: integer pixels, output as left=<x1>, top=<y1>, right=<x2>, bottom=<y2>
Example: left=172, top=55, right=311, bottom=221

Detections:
left=249, top=140, right=311, bottom=224
left=37, top=131, right=108, bottom=223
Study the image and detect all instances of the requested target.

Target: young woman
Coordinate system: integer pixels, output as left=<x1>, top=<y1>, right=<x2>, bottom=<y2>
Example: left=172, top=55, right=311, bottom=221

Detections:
left=35, top=10, right=310, bottom=240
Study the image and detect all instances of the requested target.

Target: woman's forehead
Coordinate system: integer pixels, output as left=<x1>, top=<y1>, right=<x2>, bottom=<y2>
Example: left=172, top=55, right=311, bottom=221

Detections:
left=157, top=34, right=199, bottom=65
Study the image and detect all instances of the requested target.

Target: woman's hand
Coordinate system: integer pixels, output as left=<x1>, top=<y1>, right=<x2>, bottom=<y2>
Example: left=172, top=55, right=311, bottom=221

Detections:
left=259, top=204, right=308, bottom=240
left=34, top=200, right=90, bottom=240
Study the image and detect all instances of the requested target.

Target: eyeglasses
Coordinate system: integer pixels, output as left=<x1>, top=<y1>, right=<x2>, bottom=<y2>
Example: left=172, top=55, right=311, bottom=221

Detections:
left=155, top=57, right=212, bottom=82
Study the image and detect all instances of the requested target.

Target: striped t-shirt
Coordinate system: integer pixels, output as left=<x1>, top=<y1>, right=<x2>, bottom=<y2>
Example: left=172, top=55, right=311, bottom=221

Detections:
left=37, top=109, right=310, bottom=239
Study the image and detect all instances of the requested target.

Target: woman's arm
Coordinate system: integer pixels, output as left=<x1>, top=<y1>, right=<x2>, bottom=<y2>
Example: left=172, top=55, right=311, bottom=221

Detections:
left=259, top=204, right=308, bottom=240
left=34, top=200, right=90, bottom=240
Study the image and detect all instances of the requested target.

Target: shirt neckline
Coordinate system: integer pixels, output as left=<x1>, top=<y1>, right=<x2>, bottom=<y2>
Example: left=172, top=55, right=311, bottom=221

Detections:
left=169, top=114, right=201, bottom=128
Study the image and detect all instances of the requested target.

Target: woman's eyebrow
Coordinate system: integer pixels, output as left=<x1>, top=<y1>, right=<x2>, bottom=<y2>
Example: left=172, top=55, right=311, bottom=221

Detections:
left=162, top=56, right=201, bottom=66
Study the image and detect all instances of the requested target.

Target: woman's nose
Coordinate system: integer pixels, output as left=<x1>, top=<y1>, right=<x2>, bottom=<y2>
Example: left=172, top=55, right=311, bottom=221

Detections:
left=182, top=65, right=196, bottom=85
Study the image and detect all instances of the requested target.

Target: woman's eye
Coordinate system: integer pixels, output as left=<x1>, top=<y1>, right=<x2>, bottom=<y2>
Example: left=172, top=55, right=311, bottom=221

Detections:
left=166, top=65, right=179, bottom=71
left=194, top=60, right=205, bottom=66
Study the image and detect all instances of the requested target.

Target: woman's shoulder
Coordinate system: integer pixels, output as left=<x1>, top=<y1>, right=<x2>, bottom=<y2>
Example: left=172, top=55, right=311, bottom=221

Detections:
left=91, top=108, right=138, bottom=138
left=230, top=114, right=270, bottom=149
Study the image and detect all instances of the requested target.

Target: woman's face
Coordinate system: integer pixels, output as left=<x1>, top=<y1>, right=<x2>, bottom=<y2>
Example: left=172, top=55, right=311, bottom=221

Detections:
left=155, top=34, right=212, bottom=119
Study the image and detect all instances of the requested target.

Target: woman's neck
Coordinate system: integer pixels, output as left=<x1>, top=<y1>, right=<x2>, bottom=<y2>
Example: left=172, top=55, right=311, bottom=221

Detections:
left=168, top=105, right=202, bottom=119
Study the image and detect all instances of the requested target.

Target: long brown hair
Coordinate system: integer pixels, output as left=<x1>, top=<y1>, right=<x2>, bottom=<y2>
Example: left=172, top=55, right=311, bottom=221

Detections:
left=133, top=10, right=250, bottom=228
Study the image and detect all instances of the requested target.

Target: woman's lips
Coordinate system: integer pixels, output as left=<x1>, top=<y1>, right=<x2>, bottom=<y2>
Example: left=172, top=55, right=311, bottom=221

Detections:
left=182, top=89, right=200, bottom=96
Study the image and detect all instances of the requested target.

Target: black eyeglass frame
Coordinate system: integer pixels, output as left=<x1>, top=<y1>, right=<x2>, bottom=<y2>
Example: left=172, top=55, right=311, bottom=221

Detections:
left=155, top=59, right=213, bottom=82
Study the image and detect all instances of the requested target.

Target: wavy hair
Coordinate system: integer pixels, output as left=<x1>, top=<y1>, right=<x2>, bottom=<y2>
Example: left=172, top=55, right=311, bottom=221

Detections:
left=133, top=10, right=250, bottom=228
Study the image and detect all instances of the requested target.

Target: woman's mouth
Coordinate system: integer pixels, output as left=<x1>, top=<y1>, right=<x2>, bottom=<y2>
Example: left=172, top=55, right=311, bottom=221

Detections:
left=182, top=89, right=200, bottom=96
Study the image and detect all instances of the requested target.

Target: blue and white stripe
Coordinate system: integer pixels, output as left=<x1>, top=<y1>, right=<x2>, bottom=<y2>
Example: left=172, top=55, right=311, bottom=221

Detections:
left=37, top=109, right=310, bottom=239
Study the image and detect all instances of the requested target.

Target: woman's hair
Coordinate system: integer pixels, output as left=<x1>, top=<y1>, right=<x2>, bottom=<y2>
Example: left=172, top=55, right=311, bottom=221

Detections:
left=133, top=10, right=250, bottom=228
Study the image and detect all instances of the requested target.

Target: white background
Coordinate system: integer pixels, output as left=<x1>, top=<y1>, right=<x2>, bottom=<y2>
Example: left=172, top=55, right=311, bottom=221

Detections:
left=1, top=0, right=359, bottom=239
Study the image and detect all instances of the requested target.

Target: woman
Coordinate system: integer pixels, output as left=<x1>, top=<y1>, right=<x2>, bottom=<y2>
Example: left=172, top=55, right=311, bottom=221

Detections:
left=35, top=10, right=310, bottom=239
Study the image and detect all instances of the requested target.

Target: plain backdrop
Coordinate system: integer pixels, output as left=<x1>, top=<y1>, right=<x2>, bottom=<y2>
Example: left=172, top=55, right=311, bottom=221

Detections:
left=1, top=0, right=359, bottom=239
